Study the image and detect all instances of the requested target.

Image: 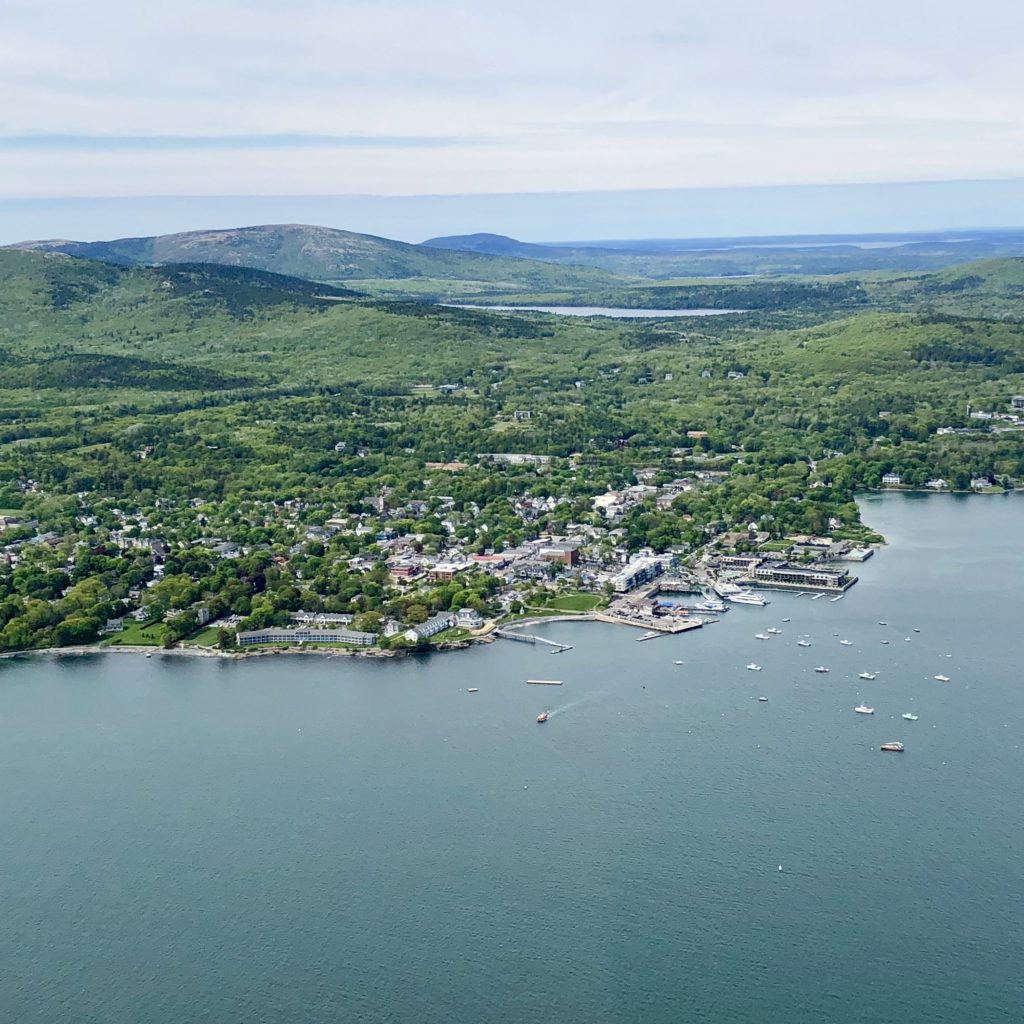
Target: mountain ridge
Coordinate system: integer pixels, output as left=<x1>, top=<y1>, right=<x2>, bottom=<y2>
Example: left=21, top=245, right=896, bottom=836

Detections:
left=5, top=223, right=624, bottom=293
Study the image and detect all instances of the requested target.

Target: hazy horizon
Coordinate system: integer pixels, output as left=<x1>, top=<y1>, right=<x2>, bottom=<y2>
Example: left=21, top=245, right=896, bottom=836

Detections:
left=4, top=179, right=1024, bottom=248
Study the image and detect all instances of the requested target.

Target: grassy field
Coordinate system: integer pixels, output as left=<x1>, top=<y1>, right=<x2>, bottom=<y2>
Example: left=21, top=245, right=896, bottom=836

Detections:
left=183, top=625, right=223, bottom=648
left=104, top=620, right=162, bottom=646
left=546, top=592, right=605, bottom=612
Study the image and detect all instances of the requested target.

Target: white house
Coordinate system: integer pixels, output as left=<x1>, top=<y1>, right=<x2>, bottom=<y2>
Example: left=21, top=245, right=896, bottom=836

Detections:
left=455, top=607, right=484, bottom=630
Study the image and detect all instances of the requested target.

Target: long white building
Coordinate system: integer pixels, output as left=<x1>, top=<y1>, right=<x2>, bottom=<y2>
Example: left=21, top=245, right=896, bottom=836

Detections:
left=236, top=626, right=378, bottom=647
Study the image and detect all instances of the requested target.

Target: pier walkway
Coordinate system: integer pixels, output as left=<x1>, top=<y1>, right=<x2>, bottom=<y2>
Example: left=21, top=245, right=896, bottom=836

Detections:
left=494, top=627, right=575, bottom=652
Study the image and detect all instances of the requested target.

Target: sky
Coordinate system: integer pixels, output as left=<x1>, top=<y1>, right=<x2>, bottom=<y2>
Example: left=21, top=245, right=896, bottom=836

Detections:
left=3, top=0, right=1024, bottom=240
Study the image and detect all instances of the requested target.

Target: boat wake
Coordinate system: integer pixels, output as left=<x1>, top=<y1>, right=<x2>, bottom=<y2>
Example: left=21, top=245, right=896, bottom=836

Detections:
left=549, top=692, right=603, bottom=718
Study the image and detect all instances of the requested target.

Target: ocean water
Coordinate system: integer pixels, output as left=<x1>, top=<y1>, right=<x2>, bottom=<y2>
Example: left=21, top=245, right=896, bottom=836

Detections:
left=0, top=492, right=1021, bottom=1024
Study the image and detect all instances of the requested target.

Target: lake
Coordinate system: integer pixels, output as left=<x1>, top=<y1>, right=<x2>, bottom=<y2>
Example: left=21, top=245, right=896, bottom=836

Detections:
left=0, top=492, right=1021, bottom=1023
left=450, top=304, right=745, bottom=318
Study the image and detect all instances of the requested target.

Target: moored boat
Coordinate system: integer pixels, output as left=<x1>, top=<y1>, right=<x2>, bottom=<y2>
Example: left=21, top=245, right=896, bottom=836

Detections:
left=854, top=705, right=874, bottom=714
left=880, top=741, right=904, bottom=752
left=901, top=713, right=918, bottom=721
left=839, top=639, right=853, bottom=646
left=467, top=687, right=479, bottom=692
left=755, top=633, right=771, bottom=640
left=858, top=672, right=877, bottom=680
left=746, top=663, right=762, bottom=671
left=797, top=639, right=812, bottom=647
left=934, top=674, right=950, bottom=682
left=814, top=666, right=829, bottom=673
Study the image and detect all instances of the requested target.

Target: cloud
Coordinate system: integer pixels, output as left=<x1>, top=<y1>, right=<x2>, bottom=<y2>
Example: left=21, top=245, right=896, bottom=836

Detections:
left=2, top=0, right=1023, bottom=196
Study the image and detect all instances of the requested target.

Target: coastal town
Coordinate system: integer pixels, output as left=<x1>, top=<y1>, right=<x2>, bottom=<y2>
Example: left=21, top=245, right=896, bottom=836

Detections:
left=0, top=452, right=878, bottom=656
left=0, top=382, right=1020, bottom=657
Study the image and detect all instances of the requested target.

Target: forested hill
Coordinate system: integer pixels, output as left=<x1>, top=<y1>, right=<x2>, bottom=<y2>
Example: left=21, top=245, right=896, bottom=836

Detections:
left=0, top=249, right=360, bottom=327
left=5, top=224, right=624, bottom=292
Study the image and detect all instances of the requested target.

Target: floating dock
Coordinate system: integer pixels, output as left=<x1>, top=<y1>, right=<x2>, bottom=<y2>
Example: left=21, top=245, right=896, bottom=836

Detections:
left=494, top=628, right=573, bottom=652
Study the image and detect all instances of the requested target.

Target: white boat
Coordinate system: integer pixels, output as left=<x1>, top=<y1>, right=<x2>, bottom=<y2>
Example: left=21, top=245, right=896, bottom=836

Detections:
left=902, top=713, right=918, bottom=721
left=755, top=633, right=771, bottom=640
left=767, top=627, right=783, bottom=635
left=782, top=618, right=791, bottom=623
left=934, top=674, right=950, bottom=682
left=636, top=630, right=661, bottom=641
left=904, top=637, right=912, bottom=642
left=814, top=666, right=829, bottom=673
left=880, top=640, right=890, bottom=645
left=746, top=663, right=762, bottom=672
left=467, top=687, right=479, bottom=693
left=858, top=672, right=877, bottom=680
left=913, top=628, right=921, bottom=633
left=674, top=660, right=683, bottom=666
left=758, top=696, right=768, bottom=702
left=878, top=621, right=887, bottom=626
left=727, top=591, right=768, bottom=606
left=694, top=599, right=727, bottom=612
left=839, top=639, right=853, bottom=646
left=854, top=705, right=874, bottom=714
left=797, top=639, right=812, bottom=648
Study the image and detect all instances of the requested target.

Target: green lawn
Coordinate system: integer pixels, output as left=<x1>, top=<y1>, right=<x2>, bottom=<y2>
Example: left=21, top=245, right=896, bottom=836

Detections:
left=104, top=620, right=163, bottom=646
left=429, top=627, right=472, bottom=643
left=183, top=625, right=224, bottom=648
left=546, top=592, right=604, bottom=612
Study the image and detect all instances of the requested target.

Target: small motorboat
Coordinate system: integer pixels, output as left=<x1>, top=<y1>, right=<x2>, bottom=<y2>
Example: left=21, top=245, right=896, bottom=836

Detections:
left=901, top=713, right=918, bottom=721
left=858, top=672, right=877, bottom=680
left=536, top=712, right=549, bottom=723
left=880, top=640, right=890, bottom=645
left=755, top=633, right=771, bottom=640
left=839, top=639, right=853, bottom=646
left=934, top=674, right=950, bottom=682
left=878, top=621, right=887, bottom=626
left=854, top=705, right=874, bottom=714
left=674, top=660, right=683, bottom=665
left=880, top=741, right=904, bottom=752
left=746, top=663, right=762, bottom=672
left=758, top=696, right=768, bottom=702
left=467, top=687, right=479, bottom=693
left=782, top=617, right=791, bottom=623
left=797, top=639, right=812, bottom=648
left=904, top=637, right=912, bottom=642
left=913, top=628, right=921, bottom=633
left=814, top=666, right=829, bottom=673
left=767, top=627, right=783, bottom=634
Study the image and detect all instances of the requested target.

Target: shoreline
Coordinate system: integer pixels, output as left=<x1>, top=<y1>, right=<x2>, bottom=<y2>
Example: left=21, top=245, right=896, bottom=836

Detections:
left=0, top=637, right=493, bottom=662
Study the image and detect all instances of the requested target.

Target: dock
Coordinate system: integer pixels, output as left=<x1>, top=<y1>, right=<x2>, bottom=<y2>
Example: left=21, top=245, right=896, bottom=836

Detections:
left=494, top=628, right=573, bottom=652
left=594, top=613, right=704, bottom=635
